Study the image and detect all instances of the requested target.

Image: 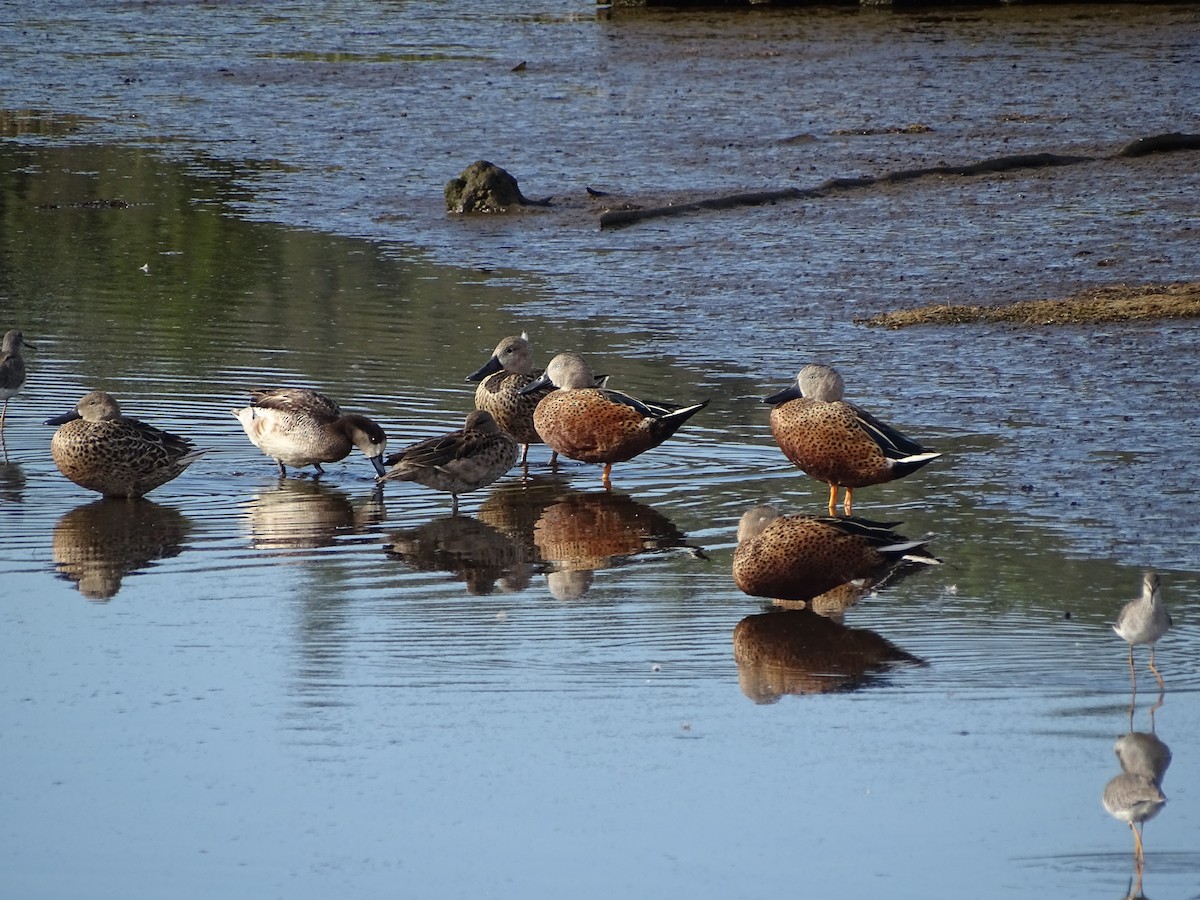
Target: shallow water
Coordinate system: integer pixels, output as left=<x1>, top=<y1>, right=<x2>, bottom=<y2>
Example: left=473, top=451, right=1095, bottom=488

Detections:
left=1, top=3, right=1199, bottom=898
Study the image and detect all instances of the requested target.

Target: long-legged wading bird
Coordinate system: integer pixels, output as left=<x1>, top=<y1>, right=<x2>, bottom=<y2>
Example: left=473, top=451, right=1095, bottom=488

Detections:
left=46, top=391, right=209, bottom=498
left=232, top=387, right=387, bottom=478
left=1113, top=570, right=1171, bottom=691
left=0, top=329, right=35, bottom=435
left=764, top=363, right=940, bottom=515
left=518, top=352, right=707, bottom=487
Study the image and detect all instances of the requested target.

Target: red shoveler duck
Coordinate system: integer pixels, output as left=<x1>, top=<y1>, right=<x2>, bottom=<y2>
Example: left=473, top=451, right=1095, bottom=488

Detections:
left=732, top=503, right=937, bottom=603
left=519, top=352, right=707, bottom=487
left=764, top=363, right=940, bottom=515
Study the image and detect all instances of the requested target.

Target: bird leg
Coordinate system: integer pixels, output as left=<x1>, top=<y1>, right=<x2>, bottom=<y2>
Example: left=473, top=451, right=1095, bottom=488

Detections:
left=602, top=463, right=613, bottom=490
left=827, top=483, right=838, bottom=516
left=276, top=459, right=288, bottom=477
left=1149, top=688, right=1165, bottom=720
left=520, top=443, right=530, bottom=465
left=1127, top=645, right=1138, bottom=694
left=843, top=486, right=854, bottom=516
left=1148, top=646, right=1165, bottom=690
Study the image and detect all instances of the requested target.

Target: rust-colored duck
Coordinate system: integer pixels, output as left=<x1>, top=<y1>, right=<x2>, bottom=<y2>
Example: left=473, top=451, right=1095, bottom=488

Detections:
left=519, top=352, right=707, bottom=487
left=764, top=363, right=939, bottom=515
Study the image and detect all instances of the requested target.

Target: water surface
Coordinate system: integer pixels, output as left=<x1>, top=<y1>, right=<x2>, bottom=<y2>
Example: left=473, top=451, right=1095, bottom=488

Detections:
left=1, top=3, right=1199, bottom=898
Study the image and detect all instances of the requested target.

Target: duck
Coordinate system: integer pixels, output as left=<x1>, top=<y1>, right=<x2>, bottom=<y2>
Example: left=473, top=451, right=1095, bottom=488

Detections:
left=1113, top=570, right=1171, bottom=691
left=46, top=390, right=208, bottom=498
left=232, top=387, right=387, bottom=477
left=732, top=503, right=937, bottom=602
left=0, top=329, right=35, bottom=434
left=377, top=409, right=518, bottom=513
left=518, top=352, right=707, bottom=486
left=466, top=332, right=558, bottom=465
left=764, top=363, right=940, bottom=515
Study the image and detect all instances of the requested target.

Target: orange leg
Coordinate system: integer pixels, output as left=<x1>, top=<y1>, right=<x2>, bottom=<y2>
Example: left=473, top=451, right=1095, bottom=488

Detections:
left=827, top=483, right=838, bottom=516
left=1131, top=821, right=1145, bottom=867
left=602, top=462, right=613, bottom=489
left=1148, top=645, right=1165, bottom=690
left=843, top=486, right=854, bottom=516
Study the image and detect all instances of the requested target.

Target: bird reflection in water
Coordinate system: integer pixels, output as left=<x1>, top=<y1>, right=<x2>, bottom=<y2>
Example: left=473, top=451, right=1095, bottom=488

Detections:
left=1103, top=657, right=1171, bottom=898
left=0, top=459, right=26, bottom=503
left=733, top=607, right=926, bottom=702
left=531, top=487, right=706, bottom=600
left=475, top=474, right=573, bottom=565
left=243, top=478, right=385, bottom=553
left=384, top=515, right=532, bottom=596
left=52, top=498, right=192, bottom=600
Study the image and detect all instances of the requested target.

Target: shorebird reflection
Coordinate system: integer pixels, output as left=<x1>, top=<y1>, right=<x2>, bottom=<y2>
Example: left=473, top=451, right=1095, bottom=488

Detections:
left=1103, top=679, right=1172, bottom=897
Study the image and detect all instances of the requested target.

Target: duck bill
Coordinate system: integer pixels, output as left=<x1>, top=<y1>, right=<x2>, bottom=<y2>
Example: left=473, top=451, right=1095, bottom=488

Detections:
left=466, top=356, right=504, bottom=383
left=369, top=454, right=388, bottom=477
left=517, top=372, right=553, bottom=395
left=44, top=409, right=82, bottom=426
left=762, top=383, right=803, bottom=405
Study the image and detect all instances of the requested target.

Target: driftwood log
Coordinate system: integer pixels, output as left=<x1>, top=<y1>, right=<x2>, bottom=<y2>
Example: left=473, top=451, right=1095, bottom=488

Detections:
left=597, top=132, right=1200, bottom=230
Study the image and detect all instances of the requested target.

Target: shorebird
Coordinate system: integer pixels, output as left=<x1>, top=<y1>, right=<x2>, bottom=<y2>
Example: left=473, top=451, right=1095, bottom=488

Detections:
left=1113, top=570, right=1171, bottom=691
left=0, top=329, right=35, bottom=436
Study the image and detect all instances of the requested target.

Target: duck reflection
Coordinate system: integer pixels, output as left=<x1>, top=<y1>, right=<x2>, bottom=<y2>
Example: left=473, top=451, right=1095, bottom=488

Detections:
left=733, top=607, right=926, bottom=703
left=384, top=515, right=531, bottom=595
left=1103, top=685, right=1172, bottom=897
left=52, top=498, right=192, bottom=600
left=531, top=486, right=704, bottom=600
left=244, top=478, right=385, bottom=552
left=475, top=474, right=573, bottom=562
